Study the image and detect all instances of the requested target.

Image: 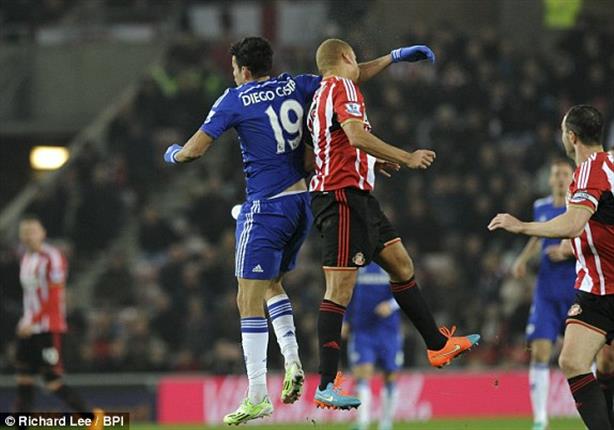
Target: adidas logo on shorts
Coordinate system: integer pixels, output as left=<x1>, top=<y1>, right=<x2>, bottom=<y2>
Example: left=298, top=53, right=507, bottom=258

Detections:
left=252, top=264, right=264, bottom=273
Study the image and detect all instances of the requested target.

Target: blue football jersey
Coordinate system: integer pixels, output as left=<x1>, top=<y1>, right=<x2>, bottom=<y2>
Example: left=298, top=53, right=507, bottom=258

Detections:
left=200, top=73, right=321, bottom=201
left=533, top=196, right=577, bottom=300
left=346, top=262, right=400, bottom=332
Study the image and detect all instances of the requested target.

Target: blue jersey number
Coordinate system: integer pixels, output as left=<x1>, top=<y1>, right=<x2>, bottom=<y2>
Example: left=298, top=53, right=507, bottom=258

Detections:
left=265, top=99, right=304, bottom=154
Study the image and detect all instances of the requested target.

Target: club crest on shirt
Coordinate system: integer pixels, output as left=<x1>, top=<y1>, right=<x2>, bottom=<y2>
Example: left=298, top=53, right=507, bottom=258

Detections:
left=567, top=304, right=582, bottom=317
left=345, top=102, right=362, bottom=117
left=352, top=252, right=366, bottom=266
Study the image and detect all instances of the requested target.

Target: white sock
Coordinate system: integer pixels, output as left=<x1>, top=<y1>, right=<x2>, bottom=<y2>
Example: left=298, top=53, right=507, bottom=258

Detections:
left=380, top=381, right=398, bottom=430
left=354, top=380, right=370, bottom=428
left=241, top=317, right=269, bottom=403
left=266, top=294, right=300, bottom=368
left=529, top=363, right=549, bottom=424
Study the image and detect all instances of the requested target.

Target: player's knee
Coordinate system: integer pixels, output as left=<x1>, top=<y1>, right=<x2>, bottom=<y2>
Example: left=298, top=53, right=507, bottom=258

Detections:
left=236, top=290, right=251, bottom=315
left=327, top=285, right=353, bottom=306
left=387, top=257, right=414, bottom=282
left=265, top=281, right=285, bottom=300
left=16, top=375, right=35, bottom=385
left=558, top=352, right=587, bottom=377
left=384, top=372, right=397, bottom=383
left=530, top=342, right=552, bottom=364
left=44, top=377, right=62, bottom=392
left=531, top=350, right=550, bottom=364
left=236, top=283, right=266, bottom=315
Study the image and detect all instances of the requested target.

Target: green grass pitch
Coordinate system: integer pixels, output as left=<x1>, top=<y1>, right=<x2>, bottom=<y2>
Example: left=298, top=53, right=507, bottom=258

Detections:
left=128, top=418, right=582, bottom=430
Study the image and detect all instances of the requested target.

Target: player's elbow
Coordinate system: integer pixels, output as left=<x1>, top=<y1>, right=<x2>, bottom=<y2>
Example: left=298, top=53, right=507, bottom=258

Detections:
left=347, top=133, right=367, bottom=150
left=568, top=224, right=585, bottom=239
left=562, top=219, right=585, bottom=239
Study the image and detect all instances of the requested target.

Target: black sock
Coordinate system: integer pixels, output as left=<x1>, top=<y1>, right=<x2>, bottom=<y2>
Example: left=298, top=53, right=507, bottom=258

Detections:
left=15, top=383, right=35, bottom=412
left=318, top=299, right=346, bottom=390
left=597, top=371, right=614, bottom=427
left=568, top=373, right=611, bottom=429
left=53, top=385, right=92, bottom=418
left=391, top=278, right=446, bottom=350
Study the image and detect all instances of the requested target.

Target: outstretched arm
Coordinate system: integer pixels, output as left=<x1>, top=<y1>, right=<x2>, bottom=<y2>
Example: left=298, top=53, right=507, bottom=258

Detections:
left=342, top=120, right=435, bottom=169
left=164, top=130, right=215, bottom=164
left=357, top=55, right=393, bottom=84
left=488, top=206, right=593, bottom=238
left=357, top=45, right=435, bottom=84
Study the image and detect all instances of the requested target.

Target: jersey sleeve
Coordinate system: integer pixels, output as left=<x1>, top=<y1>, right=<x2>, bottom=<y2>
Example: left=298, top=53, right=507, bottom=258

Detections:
left=46, top=249, right=67, bottom=285
left=294, top=74, right=322, bottom=99
left=332, top=78, right=365, bottom=125
left=532, top=201, right=541, bottom=221
left=569, top=161, right=608, bottom=212
left=200, top=89, right=236, bottom=139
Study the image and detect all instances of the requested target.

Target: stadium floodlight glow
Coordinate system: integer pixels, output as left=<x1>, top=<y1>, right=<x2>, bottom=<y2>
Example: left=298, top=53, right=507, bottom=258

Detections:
left=30, top=146, right=70, bottom=170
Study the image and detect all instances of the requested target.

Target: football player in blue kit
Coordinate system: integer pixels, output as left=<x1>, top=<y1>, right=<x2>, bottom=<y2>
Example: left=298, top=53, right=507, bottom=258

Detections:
left=343, top=262, right=402, bottom=430
left=510, top=159, right=576, bottom=430
left=163, top=37, right=432, bottom=424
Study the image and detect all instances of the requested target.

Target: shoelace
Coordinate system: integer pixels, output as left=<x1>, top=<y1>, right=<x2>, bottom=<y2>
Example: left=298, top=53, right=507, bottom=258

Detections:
left=439, top=325, right=457, bottom=338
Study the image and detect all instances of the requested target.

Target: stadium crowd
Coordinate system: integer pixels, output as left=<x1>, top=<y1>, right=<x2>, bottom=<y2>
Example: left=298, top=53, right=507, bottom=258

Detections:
left=1, top=15, right=614, bottom=374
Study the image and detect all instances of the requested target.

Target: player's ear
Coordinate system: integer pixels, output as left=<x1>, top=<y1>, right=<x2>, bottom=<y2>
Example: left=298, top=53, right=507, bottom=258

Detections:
left=568, top=130, right=578, bottom=146
left=341, top=51, right=352, bottom=65
left=241, top=66, right=251, bottom=82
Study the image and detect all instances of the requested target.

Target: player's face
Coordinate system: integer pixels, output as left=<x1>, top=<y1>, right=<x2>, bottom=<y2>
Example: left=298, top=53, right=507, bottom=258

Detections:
left=19, top=220, right=46, bottom=251
left=560, top=115, right=575, bottom=159
left=231, top=56, right=246, bottom=86
left=549, top=164, right=573, bottom=195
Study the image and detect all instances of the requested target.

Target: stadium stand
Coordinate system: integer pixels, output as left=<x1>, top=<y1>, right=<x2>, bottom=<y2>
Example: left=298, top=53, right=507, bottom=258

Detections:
left=1, top=5, right=613, bottom=376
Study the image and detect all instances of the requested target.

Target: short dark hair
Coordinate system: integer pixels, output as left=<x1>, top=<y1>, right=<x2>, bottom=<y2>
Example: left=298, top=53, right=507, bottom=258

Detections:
left=551, top=158, right=574, bottom=170
left=565, top=104, right=604, bottom=145
left=230, top=37, right=273, bottom=78
left=19, top=214, right=43, bottom=225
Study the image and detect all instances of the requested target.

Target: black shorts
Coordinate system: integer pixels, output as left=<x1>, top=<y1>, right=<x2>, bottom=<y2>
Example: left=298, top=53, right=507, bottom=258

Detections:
left=566, top=291, right=614, bottom=344
left=311, top=188, right=400, bottom=268
left=16, top=333, right=64, bottom=380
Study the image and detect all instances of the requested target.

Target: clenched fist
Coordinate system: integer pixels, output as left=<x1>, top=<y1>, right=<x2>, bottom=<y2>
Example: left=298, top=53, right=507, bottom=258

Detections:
left=405, top=149, right=436, bottom=169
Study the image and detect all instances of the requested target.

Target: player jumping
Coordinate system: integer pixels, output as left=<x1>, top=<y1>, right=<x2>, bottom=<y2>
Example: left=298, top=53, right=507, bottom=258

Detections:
left=14, top=216, right=103, bottom=430
left=163, top=37, right=430, bottom=424
left=307, top=38, right=480, bottom=410
left=510, top=160, right=576, bottom=430
left=343, top=262, right=403, bottom=430
left=489, top=105, right=614, bottom=430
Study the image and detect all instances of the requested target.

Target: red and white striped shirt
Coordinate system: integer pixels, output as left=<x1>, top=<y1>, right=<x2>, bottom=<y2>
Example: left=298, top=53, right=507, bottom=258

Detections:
left=307, top=76, right=376, bottom=192
left=19, top=243, right=68, bottom=333
left=568, top=151, right=614, bottom=295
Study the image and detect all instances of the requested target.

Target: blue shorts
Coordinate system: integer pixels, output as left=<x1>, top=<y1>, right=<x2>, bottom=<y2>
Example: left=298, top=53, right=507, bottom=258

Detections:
left=348, top=329, right=403, bottom=372
left=526, top=289, right=576, bottom=342
left=235, top=192, right=312, bottom=280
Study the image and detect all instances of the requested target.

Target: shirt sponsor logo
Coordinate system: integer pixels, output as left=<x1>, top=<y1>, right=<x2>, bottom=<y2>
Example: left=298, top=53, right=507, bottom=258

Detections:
left=345, top=102, right=362, bottom=117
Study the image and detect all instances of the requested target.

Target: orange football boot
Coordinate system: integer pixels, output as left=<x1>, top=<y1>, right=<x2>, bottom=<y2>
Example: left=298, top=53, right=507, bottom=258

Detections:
left=427, top=326, right=480, bottom=368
